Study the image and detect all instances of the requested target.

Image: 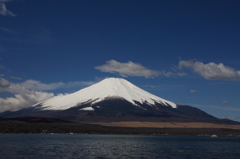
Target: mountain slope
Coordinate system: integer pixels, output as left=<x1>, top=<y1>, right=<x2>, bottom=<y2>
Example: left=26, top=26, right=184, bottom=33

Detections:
left=33, top=78, right=176, bottom=110
left=0, top=78, right=236, bottom=124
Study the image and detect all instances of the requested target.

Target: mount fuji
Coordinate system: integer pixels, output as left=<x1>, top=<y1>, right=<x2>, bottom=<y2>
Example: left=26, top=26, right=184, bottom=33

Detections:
left=0, top=78, right=232, bottom=123
left=33, top=78, right=176, bottom=111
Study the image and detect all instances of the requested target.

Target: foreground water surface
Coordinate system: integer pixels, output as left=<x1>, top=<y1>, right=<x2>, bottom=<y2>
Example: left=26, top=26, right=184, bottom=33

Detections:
left=0, top=134, right=240, bottom=159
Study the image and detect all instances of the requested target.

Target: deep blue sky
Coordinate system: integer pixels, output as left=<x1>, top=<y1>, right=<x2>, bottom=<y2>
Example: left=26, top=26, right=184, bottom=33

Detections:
left=1, top=0, right=240, bottom=121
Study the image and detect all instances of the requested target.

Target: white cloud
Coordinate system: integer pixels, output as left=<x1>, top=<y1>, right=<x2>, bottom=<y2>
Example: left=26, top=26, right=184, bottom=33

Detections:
left=221, top=100, right=230, bottom=105
left=20, top=80, right=65, bottom=91
left=10, top=76, right=22, bottom=80
left=95, top=60, right=161, bottom=78
left=179, top=60, right=240, bottom=80
left=0, top=79, right=54, bottom=112
left=190, top=89, right=197, bottom=93
left=0, top=2, right=16, bottom=16
left=0, top=78, right=97, bottom=112
left=20, top=80, right=95, bottom=91
left=0, top=91, right=54, bottom=113
left=0, top=77, right=10, bottom=88
left=95, top=60, right=187, bottom=78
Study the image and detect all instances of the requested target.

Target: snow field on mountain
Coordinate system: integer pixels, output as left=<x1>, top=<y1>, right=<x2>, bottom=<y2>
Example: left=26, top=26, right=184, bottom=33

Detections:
left=79, top=107, right=94, bottom=111
left=33, top=78, right=176, bottom=110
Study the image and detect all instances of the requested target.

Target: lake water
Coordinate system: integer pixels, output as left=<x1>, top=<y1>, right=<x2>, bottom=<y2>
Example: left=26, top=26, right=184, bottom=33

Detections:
left=0, top=134, right=240, bottom=159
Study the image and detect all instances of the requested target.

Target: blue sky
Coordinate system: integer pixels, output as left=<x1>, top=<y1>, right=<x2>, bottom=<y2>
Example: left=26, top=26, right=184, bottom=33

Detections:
left=0, top=0, right=240, bottom=121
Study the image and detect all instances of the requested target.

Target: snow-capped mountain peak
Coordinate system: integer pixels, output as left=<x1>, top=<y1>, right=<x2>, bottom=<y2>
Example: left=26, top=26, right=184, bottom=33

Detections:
left=34, top=78, right=176, bottom=110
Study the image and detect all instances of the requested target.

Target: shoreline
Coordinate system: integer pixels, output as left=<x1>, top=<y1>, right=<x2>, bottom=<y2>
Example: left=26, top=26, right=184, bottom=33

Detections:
left=1, top=120, right=240, bottom=136
left=93, top=121, right=240, bottom=129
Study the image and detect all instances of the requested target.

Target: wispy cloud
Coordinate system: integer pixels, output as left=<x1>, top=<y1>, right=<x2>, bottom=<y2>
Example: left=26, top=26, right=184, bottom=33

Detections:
left=95, top=60, right=183, bottom=78
left=0, top=63, right=12, bottom=74
left=179, top=60, right=240, bottom=80
left=223, top=116, right=240, bottom=121
left=0, top=25, right=54, bottom=45
left=190, top=89, right=197, bottom=93
left=195, top=104, right=240, bottom=111
left=20, top=80, right=95, bottom=91
left=10, top=76, right=21, bottom=80
left=221, top=100, right=230, bottom=105
left=0, top=1, right=16, bottom=16
left=0, top=27, right=15, bottom=34
left=95, top=60, right=161, bottom=78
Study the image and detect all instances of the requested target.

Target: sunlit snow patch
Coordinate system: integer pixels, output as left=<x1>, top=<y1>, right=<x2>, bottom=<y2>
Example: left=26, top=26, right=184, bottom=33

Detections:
left=79, top=107, right=94, bottom=111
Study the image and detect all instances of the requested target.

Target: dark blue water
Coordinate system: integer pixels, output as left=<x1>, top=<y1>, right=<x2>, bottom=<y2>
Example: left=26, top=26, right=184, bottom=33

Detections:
left=0, top=134, right=240, bottom=159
